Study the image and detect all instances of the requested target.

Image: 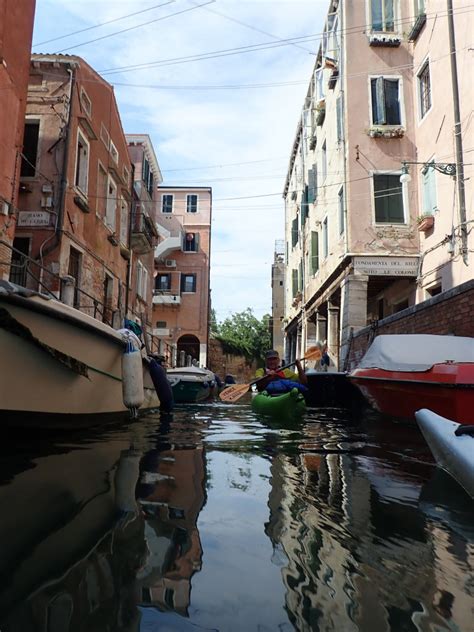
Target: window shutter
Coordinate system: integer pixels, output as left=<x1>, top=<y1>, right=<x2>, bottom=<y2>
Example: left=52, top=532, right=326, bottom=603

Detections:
left=307, top=169, right=315, bottom=203
left=292, top=269, right=298, bottom=297
left=376, top=77, right=386, bottom=124
left=336, top=95, right=344, bottom=141
left=310, top=231, right=319, bottom=275
left=195, top=233, right=200, bottom=251
left=291, top=218, right=298, bottom=248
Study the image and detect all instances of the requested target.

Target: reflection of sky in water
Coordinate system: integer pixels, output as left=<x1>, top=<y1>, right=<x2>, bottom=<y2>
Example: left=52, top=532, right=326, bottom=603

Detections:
left=1, top=407, right=473, bottom=632
left=189, top=452, right=291, bottom=631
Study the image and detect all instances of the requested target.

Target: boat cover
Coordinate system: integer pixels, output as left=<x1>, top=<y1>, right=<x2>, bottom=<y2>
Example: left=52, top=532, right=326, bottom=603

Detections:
left=358, top=334, right=474, bottom=372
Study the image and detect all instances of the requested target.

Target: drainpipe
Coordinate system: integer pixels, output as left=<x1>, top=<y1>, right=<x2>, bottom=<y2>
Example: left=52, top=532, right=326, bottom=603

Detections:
left=125, top=162, right=135, bottom=317
left=447, top=0, right=468, bottom=264
left=39, top=65, right=75, bottom=262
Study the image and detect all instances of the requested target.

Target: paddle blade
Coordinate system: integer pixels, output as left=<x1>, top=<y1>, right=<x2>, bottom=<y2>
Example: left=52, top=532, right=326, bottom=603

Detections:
left=303, top=346, right=322, bottom=361
left=219, top=383, right=250, bottom=403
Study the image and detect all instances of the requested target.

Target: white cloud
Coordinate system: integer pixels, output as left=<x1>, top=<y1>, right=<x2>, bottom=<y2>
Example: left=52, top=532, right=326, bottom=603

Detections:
left=33, top=0, right=327, bottom=322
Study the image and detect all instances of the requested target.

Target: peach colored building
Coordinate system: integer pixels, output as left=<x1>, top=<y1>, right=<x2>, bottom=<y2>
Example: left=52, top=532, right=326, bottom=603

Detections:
left=13, top=54, right=134, bottom=327
left=126, top=134, right=161, bottom=328
left=0, top=0, right=36, bottom=277
left=153, top=186, right=212, bottom=367
left=408, top=0, right=473, bottom=300
left=283, top=0, right=472, bottom=369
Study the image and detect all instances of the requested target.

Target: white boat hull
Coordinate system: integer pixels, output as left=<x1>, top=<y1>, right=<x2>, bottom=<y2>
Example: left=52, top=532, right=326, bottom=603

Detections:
left=415, top=408, right=474, bottom=499
left=0, top=290, right=159, bottom=423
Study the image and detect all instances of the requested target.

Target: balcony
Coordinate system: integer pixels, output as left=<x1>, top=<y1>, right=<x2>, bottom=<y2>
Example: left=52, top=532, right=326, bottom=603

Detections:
left=131, top=212, right=157, bottom=254
left=152, top=290, right=181, bottom=306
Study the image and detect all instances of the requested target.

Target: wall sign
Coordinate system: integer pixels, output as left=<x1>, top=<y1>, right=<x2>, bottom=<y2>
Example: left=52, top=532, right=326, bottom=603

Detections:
left=353, top=256, right=419, bottom=276
left=17, top=211, right=51, bottom=227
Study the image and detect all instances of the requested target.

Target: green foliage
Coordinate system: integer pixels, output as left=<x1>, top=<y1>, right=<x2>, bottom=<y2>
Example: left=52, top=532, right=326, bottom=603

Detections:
left=215, top=308, right=271, bottom=363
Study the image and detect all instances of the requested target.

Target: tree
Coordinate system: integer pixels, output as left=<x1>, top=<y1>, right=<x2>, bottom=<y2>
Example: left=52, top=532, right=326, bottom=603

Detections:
left=216, top=308, right=271, bottom=363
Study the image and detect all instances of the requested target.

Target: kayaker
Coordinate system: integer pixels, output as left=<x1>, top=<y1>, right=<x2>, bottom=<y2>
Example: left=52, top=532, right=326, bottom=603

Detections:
left=255, top=350, right=307, bottom=392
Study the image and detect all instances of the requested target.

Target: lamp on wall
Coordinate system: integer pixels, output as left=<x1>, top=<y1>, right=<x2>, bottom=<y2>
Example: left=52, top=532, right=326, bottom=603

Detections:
left=399, top=161, right=457, bottom=184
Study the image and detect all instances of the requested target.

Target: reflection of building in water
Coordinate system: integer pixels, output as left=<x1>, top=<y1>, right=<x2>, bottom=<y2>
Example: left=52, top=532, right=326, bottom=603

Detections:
left=265, top=449, right=474, bottom=632
left=136, top=446, right=206, bottom=616
left=0, top=443, right=146, bottom=632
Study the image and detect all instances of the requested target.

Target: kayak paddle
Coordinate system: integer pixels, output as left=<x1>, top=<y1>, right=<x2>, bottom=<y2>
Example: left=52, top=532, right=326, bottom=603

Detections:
left=219, top=346, right=322, bottom=403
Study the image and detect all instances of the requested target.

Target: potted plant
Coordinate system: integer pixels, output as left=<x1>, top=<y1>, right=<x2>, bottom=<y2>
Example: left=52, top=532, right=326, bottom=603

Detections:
left=417, top=213, right=434, bottom=232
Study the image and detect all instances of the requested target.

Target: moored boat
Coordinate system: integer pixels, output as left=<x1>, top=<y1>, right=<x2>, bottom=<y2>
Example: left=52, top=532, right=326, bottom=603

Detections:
left=251, top=388, right=307, bottom=417
left=166, top=367, right=215, bottom=403
left=0, top=281, right=160, bottom=425
left=349, top=334, right=474, bottom=424
left=415, top=408, right=474, bottom=499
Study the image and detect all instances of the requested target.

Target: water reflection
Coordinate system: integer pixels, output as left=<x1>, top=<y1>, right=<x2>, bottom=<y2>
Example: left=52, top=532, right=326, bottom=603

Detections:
left=0, top=406, right=472, bottom=631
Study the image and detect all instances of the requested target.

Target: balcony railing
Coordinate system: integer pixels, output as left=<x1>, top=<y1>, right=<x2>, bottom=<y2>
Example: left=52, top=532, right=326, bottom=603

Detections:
left=152, top=289, right=181, bottom=305
left=131, top=212, right=157, bottom=254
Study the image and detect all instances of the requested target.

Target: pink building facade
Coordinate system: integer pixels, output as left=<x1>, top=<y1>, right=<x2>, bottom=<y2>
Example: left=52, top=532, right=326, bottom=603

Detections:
left=283, top=0, right=472, bottom=369
left=153, top=187, right=212, bottom=367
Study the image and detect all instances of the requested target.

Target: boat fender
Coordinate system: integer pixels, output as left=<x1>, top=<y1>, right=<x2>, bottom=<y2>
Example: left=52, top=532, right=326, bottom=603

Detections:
left=148, top=358, right=174, bottom=413
left=266, top=379, right=308, bottom=395
left=122, top=339, right=144, bottom=414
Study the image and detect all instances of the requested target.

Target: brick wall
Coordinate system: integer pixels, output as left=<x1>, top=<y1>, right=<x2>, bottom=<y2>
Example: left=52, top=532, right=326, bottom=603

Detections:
left=207, top=337, right=258, bottom=382
left=346, top=279, right=474, bottom=372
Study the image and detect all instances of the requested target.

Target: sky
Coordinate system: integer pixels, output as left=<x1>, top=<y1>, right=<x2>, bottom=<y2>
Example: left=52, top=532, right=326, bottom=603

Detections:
left=32, top=0, right=327, bottom=323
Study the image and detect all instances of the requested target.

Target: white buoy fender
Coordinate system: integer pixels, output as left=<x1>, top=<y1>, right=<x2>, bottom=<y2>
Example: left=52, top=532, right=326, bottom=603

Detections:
left=122, top=339, right=144, bottom=409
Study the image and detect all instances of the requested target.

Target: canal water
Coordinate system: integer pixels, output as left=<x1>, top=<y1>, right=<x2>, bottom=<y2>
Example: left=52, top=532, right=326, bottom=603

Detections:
left=0, top=402, right=473, bottom=632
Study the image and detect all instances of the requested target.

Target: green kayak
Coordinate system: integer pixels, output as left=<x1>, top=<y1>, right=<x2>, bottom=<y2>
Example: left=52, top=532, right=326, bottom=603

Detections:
left=251, top=388, right=306, bottom=417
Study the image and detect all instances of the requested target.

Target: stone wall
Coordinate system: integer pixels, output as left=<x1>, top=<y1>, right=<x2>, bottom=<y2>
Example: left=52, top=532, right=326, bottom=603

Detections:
left=207, top=337, right=258, bottom=382
left=345, top=279, right=474, bottom=372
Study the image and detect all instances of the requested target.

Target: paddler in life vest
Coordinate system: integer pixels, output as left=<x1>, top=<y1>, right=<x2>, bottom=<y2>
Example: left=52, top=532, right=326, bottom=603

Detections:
left=255, top=350, right=308, bottom=393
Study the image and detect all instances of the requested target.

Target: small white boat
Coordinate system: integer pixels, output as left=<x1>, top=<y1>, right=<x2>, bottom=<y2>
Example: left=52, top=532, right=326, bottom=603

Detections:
left=0, top=281, right=159, bottom=425
left=415, top=408, right=474, bottom=499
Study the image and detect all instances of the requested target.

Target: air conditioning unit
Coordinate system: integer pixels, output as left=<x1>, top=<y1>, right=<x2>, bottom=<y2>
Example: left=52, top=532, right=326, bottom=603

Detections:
left=165, top=259, right=176, bottom=268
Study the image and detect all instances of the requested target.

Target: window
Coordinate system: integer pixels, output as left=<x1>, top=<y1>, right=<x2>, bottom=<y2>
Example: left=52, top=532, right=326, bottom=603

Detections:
left=371, top=77, right=401, bottom=125
left=100, top=123, right=110, bottom=149
left=74, top=131, right=89, bottom=195
left=80, top=88, right=92, bottom=118
left=314, top=67, right=325, bottom=102
left=292, top=269, right=298, bottom=298
left=119, top=196, right=128, bottom=246
left=321, top=141, right=327, bottom=182
left=96, top=163, right=107, bottom=217
left=310, top=231, right=319, bottom=275
left=162, top=194, right=173, bottom=213
left=106, top=176, right=117, bottom=231
left=103, top=274, right=113, bottom=323
left=370, top=0, right=395, bottom=32
left=109, top=140, right=119, bottom=164
left=418, top=60, right=431, bottom=119
left=181, top=273, right=196, bottom=293
left=414, top=0, right=425, bottom=16
left=9, top=237, right=30, bottom=286
left=422, top=163, right=437, bottom=215
left=142, top=157, right=154, bottom=197
left=338, top=186, right=345, bottom=234
left=322, top=217, right=328, bottom=258
left=184, top=232, right=199, bottom=252
left=186, top=194, right=198, bottom=213
left=308, top=166, right=317, bottom=203
left=155, top=274, right=171, bottom=291
left=324, top=12, right=339, bottom=62
left=373, top=173, right=405, bottom=223
left=156, top=320, right=167, bottom=328
left=136, top=261, right=148, bottom=299
left=291, top=217, right=298, bottom=248
left=21, top=121, right=40, bottom=177
left=123, top=166, right=130, bottom=187
left=68, top=246, right=82, bottom=308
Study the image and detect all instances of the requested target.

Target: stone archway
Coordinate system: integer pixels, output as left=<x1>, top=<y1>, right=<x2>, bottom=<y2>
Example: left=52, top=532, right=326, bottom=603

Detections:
left=177, top=334, right=200, bottom=366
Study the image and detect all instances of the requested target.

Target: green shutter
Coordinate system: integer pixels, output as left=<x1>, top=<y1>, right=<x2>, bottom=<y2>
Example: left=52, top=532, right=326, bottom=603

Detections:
left=292, top=269, right=298, bottom=297
left=310, top=231, right=319, bottom=275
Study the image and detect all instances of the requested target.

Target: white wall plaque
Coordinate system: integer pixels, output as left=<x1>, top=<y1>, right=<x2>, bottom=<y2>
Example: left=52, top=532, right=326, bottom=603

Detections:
left=17, top=211, right=51, bottom=227
left=353, top=256, right=419, bottom=276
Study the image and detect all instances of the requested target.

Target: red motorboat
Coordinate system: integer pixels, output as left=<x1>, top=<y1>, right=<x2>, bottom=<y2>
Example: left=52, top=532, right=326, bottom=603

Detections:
left=349, top=335, right=474, bottom=424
